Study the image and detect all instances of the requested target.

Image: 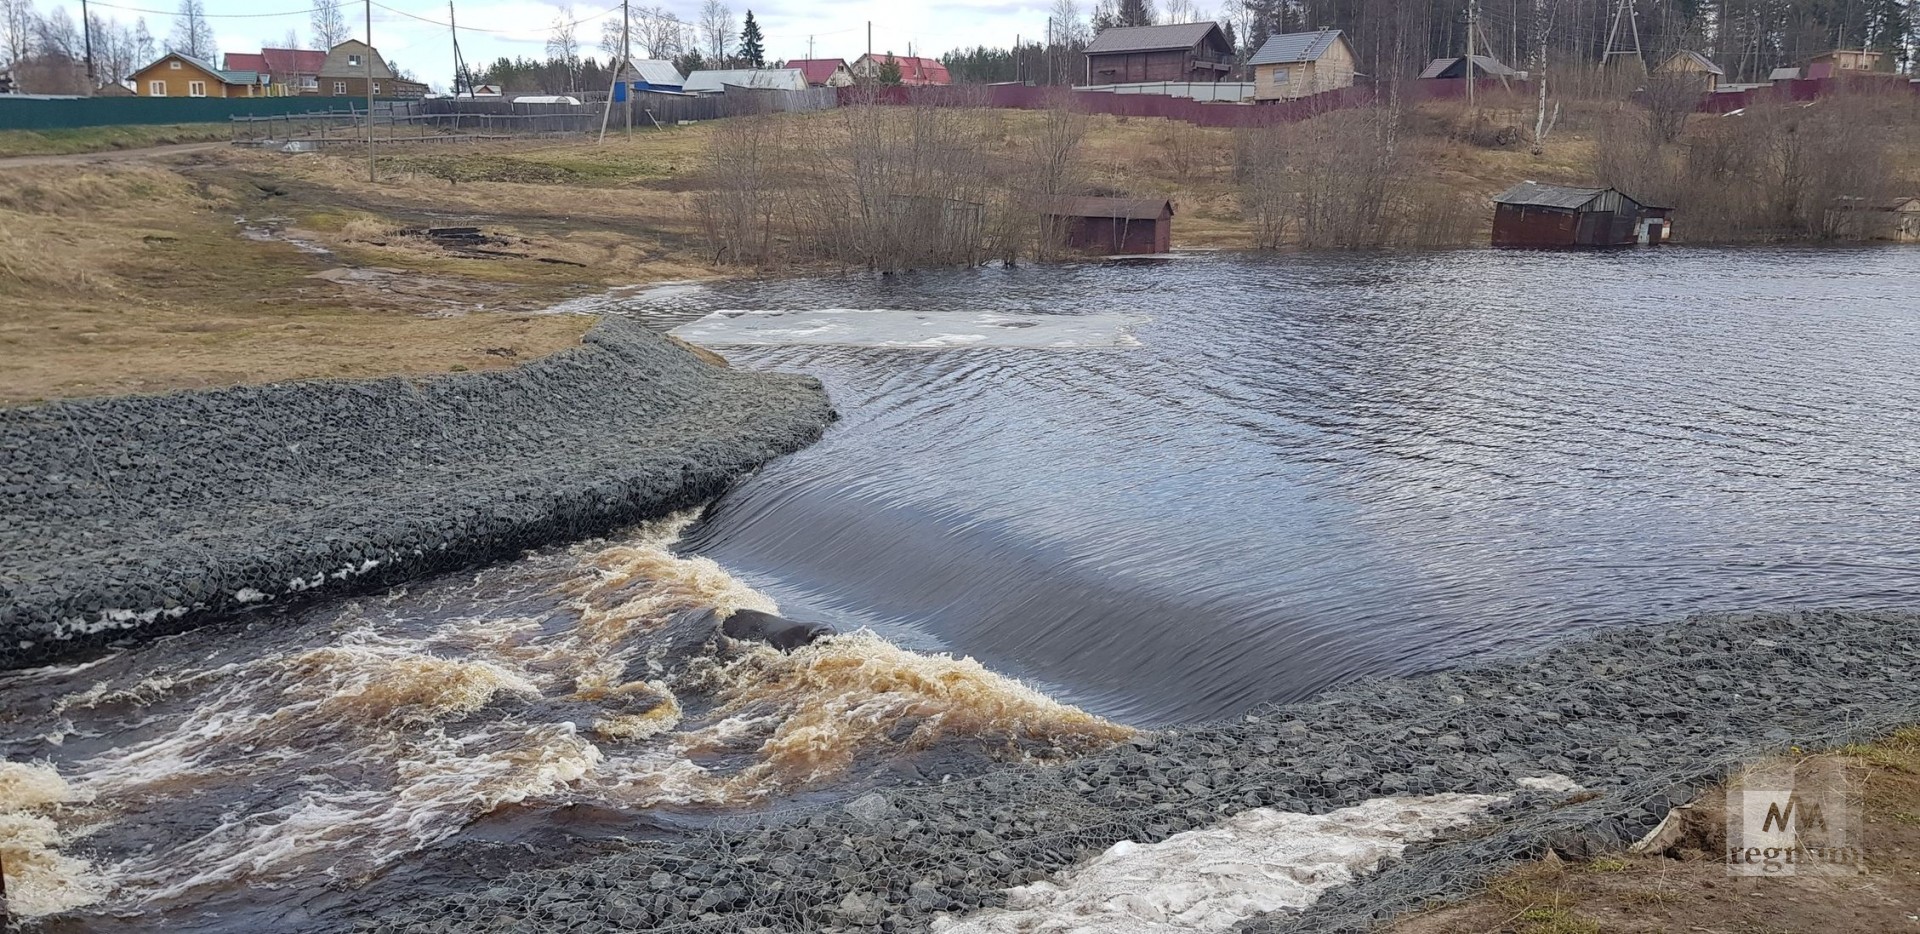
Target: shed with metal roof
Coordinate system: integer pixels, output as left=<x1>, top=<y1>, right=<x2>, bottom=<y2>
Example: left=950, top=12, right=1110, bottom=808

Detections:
left=1492, top=182, right=1672, bottom=247
left=1083, top=22, right=1233, bottom=85
left=1247, top=29, right=1357, bottom=101
left=684, top=68, right=808, bottom=94
left=1040, top=196, right=1175, bottom=255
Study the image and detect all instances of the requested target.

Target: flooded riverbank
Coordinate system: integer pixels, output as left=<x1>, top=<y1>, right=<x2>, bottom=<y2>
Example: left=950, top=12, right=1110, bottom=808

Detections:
left=5, top=246, right=1919, bottom=931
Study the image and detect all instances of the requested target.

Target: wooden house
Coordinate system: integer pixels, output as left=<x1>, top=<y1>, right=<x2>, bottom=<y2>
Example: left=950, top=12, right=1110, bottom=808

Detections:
left=1492, top=182, right=1671, bottom=248
left=851, top=54, right=951, bottom=86
left=130, top=52, right=269, bottom=97
left=1248, top=29, right=1357, bottom=101
left=1829, top=196, right=1920, bottom=242
left=1654, top=50, right=1724, bottom=92
left=1082, top=22, right=1234, bottom=85
left=788, top=58, right=855, bottom=88
left=1807, top=48, right=1888, bottom=73
left=223, top=48, right=328, bottom=96
left=1042, top=196, right=1174, bottom=255
left=316, top=40, right=427, bottom=98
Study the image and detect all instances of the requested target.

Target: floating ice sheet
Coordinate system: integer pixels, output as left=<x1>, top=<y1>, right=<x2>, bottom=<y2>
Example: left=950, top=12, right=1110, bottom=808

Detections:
left=671, top=310, right=1147, bottom=349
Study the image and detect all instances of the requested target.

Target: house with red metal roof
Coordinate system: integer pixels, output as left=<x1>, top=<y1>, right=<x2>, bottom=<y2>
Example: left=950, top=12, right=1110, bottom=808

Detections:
left=786, top=58, right=854, bottom=88
left=851, top=53, right=952, bottom=86
left=222, top=47, right=329, bottom=96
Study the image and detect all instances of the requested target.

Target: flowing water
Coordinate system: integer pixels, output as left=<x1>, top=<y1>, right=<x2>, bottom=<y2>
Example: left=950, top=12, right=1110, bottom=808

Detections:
left=4, top=247, right=1919, bottom=930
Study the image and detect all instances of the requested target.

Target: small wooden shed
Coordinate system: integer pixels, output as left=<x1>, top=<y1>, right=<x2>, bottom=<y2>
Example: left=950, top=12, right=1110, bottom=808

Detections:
left=1828, top=196, right=1920, bottom=242
left=1655, top=50, right=1724, bottom=92
left=1492, top=182, right=1670, bottom=248
left=1042, top=197, right=1175, bottom=255
left=1248, top=29, right=1358, bottom=101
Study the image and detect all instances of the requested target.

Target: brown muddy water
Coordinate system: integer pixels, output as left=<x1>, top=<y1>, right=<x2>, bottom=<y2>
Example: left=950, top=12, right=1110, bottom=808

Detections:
left=5, top=248, right=1920, bottom=931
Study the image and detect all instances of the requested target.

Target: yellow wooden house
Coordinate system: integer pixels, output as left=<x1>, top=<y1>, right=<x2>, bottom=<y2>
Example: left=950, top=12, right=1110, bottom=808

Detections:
left=129, top=52, right=268, bottom=98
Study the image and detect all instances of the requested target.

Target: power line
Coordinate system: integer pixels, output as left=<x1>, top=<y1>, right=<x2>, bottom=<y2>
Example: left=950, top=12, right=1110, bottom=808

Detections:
left=369, top=0, right=622, bottom=35
left=82, top=0, right=329, bottom=17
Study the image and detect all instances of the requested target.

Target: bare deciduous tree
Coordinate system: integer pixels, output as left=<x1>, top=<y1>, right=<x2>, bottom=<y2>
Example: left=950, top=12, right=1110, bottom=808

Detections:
left=546, top=4, right=580, bottom=89
left=700, top=0, right=734, bottom=66
left=310, top=0, right=347, bottom=50
left=168, top=0, right=213, bottom=58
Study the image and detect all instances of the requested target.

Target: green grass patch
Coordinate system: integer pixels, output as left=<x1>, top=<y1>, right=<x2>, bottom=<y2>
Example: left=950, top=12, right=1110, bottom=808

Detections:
left=0, top=124, right=230, bottom=158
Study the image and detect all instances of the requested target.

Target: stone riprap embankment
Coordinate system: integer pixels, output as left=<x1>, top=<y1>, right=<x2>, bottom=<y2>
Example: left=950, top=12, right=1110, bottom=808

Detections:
left=0, top=319, right=832, bottom=669
left=366, top=609, right=1920, bottom=934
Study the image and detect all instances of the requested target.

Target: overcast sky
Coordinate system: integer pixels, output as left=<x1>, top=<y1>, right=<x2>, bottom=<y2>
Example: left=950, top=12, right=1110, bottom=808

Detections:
left=51, top=0, right=1069, bottom=90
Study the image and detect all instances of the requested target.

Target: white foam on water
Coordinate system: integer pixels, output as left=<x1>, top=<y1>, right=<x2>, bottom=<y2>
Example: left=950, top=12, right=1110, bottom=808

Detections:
left=671, top=310, right=1148, bottom=349
left=931, top=793, right=1505, bottom=934
left=38, top=509, right=1133, bottom=912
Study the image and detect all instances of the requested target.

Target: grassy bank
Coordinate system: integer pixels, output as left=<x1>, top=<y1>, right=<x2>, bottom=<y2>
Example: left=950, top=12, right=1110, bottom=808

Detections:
left=1394, top=727, right=1920, bottom=934
left=0, top=123, right=232, bottom=158
left=5, top=98, right=1915, bottom=404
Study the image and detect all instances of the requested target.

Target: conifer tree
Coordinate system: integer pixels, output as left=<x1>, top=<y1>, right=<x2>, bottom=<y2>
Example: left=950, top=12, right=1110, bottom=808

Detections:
left=738, top=10, right=764, bottom=67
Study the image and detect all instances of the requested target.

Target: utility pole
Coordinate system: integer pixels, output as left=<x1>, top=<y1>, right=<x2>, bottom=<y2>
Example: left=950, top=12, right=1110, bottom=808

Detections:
left=598, top=0, right=627, bottom=142
left=449, top=1, right=470, bottom=97
left=1465, top=0, right=1475, bottom=109
left=81, top=0, right=95, bottom=82
left=1047, top=16, right=1053, bottom=85
left=366, top=0, right=375, bottom=183
left=867, top=21, right=871, bottom=77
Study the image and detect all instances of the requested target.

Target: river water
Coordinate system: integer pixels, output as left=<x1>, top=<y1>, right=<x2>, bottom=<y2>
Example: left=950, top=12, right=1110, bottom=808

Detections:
left=3, top=247, right=1918, bottom=930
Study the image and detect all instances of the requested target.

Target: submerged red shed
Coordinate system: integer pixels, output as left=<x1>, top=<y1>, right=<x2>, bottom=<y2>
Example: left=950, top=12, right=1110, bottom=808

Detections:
left=1493, top=182, right=1672, bottom=248
left=1042, top=196, right=1175, bottom=255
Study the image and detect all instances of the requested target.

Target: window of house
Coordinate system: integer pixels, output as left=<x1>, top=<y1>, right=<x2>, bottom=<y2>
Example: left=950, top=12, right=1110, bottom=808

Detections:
left=149, top=80, right=166, bottom=96
left=170, top=60, right=181, bottom=69
left=1270, top=68, right=1290, bottom=84
left=334, top=80, right=347, bottom=94
left=348, top=54, right=362, bottom=66
left=188, top=80, right=206, bottom=97
left=372, top=82, right=380, bottom=94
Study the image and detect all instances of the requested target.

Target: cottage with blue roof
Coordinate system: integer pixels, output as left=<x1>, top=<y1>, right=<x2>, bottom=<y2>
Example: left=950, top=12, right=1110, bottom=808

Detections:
left=1248, top=28, right=1357, bottom=101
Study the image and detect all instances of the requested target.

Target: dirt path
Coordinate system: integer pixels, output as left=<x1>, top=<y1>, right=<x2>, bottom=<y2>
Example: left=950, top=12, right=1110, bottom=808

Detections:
left=0, top=140, right=231, bottom=167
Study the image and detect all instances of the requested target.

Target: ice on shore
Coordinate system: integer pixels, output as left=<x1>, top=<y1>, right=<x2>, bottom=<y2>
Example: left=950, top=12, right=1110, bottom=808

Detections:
left=932, top=793, right=1504, bottom=934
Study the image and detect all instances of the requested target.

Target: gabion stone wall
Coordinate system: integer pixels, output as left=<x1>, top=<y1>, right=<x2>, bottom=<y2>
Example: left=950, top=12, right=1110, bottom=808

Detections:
left=0, top=318, right=833, bottom=669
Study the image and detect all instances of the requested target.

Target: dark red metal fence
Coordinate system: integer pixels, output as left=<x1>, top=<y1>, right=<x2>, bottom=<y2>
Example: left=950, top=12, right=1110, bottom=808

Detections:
left=834, top=78, right=1526, bottom=128
left=1695, top=75, right=1920, bottom=113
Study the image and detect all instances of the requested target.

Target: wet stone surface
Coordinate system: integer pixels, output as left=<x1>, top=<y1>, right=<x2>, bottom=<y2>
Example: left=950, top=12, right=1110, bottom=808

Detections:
left=0, top=318, right=833, bottom=669
left=366, top=609, right=1920, bottom=934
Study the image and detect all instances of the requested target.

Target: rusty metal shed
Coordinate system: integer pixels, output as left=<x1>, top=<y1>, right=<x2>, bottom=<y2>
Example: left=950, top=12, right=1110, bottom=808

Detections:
left=1492, top=182, right=1670, bottom=247
left=1041, top=196, right=1175, bottom=255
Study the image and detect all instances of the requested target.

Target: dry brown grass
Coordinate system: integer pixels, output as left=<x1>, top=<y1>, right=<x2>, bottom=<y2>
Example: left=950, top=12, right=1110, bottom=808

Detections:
left=1393, top=728, right=1920, bottom=934
left=3, top=103, right=1699, bottom=404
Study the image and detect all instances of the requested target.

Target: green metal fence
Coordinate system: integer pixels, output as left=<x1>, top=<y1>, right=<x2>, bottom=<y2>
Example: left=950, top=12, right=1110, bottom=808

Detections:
left=0, top=96, right=408, bottom=131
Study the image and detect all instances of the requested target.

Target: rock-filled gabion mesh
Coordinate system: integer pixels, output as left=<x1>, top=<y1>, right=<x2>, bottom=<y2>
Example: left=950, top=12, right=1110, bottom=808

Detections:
left=0, top=318, right=833, bottom=669
left=364, top=609, right=1920, bottom=934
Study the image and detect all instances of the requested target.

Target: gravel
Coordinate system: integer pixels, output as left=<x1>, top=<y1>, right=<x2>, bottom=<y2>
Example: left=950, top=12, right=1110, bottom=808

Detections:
left=0, top=318, right=833, bottom=670
left=364, top=608, right=1920, bottom=934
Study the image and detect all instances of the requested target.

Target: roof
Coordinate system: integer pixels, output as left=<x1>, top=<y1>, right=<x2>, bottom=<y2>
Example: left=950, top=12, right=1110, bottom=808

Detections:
left=1493, top=181, right=1612, bottom=209
left=784, top=58, right=848, bottom=85
left=683, top=68, right=808, bottom=93
left=1085, top=22, right=1225, bottom=55
left=223, top=52, right=266, bottom=73
left=1248, top=29, right=1346, bottom=66
left=1417, top=54, right=1522, bottom=78
left=1039, top=196, right=1175, bottom=220
left=1662, top=49, right=1724, bottom=76
left=148, top=51, right=260, bottom=86
left=318, top=40, right=397, bottom=80
left=854, top=54, right=952, bottom=85
left=1769, top=66, right=1803, bottom=81
left=221, top=70, right=266, bottom=85
left=617, top=58, right=685, bottom=86
left=263, top=48, right=328, bottom=75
